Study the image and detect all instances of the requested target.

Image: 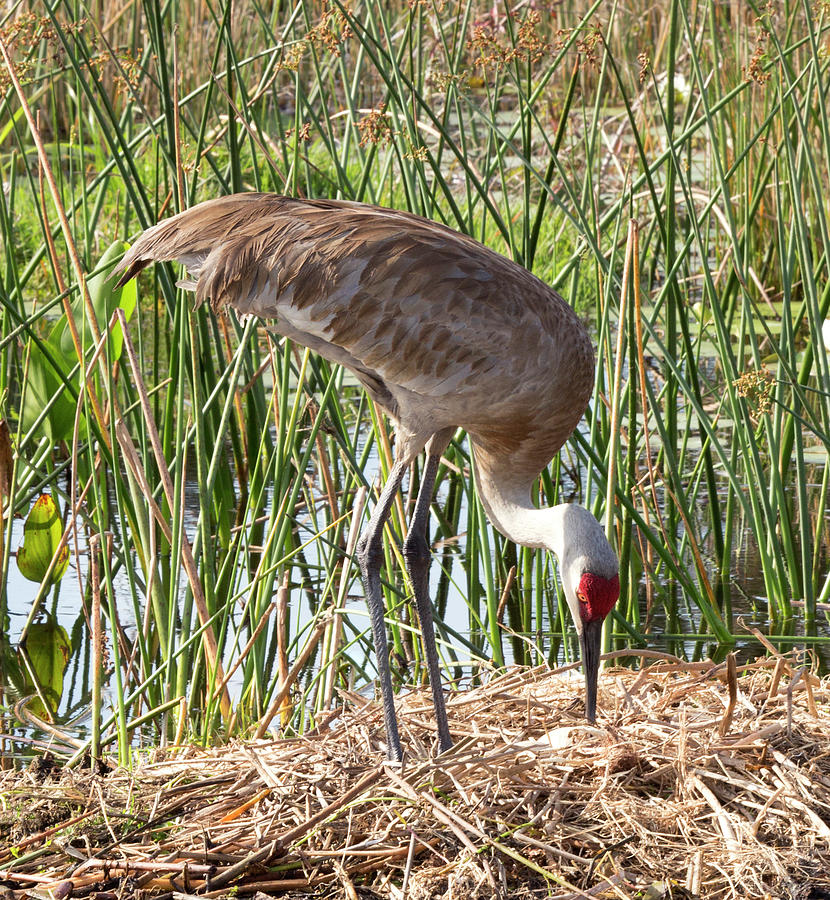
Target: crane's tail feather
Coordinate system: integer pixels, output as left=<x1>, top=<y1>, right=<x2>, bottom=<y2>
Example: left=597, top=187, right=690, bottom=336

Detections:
left=112, top=193, right=278, bottom=307
left=113, top=212, right=211, bottom=292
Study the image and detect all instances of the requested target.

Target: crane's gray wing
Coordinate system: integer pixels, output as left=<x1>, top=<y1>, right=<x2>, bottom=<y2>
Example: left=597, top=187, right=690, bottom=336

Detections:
left=116, top=194, right=593, bottom=437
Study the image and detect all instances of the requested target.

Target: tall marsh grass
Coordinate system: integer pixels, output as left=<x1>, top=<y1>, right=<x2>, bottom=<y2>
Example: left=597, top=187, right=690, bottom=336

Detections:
left=1, top=0, right=829, bottom=761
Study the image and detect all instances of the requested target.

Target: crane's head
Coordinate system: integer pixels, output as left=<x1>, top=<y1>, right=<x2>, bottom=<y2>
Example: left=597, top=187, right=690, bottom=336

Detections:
left=553, top=505, right=620, bottom=723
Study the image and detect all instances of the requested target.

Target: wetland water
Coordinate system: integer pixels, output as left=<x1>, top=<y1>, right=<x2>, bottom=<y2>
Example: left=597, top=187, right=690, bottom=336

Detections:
left=5, top=400, right=829, bottom=756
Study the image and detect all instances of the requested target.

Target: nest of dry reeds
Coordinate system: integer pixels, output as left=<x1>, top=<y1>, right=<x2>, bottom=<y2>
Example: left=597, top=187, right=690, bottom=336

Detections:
left=2, top=653, right=829, bottom=900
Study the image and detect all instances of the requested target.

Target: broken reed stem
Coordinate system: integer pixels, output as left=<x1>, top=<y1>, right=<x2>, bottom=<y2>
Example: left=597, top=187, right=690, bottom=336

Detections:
left=90, top=535, right=102, bottom=764
left=718, top=651, right=737, bottom=736
left=497, top=564, right=517, bottom=624
left=276, top=573, right=292, bottom=727
left=254, top=616, right=332, bottom=739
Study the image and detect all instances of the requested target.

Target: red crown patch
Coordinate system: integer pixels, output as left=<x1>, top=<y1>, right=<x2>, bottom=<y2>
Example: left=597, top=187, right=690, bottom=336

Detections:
left=577, top=572, right=620, bottom=622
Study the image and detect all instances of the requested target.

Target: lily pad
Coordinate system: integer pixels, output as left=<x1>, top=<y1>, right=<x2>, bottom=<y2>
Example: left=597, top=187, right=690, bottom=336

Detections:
left=17, top=494, right=69, bottom=585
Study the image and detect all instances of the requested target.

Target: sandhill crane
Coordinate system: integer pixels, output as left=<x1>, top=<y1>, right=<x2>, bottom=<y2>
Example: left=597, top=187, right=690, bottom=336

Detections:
left=116, top=193, right=620, bottom=761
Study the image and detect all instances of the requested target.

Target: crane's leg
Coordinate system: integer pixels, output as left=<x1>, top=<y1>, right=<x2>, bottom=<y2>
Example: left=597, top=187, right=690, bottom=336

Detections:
left=402, top=433, right=453, bottom=754
left=355, top=456, right=409, bottom=762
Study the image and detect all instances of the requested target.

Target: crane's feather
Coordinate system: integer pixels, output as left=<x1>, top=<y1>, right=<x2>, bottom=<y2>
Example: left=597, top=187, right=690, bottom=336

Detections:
left=116, top=193, right=594, bottom=474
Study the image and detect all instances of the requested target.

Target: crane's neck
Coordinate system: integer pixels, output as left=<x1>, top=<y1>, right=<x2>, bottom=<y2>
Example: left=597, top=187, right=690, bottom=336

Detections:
left=472, top=442, right=619, bottom=638
left=473, top=454, right=567, bottom=557
left=471, top=442, right=618, bottom=583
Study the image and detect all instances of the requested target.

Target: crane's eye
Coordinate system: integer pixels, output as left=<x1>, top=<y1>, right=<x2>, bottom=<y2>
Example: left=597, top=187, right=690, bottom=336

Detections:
left=576, top=590, right=587, bottom=604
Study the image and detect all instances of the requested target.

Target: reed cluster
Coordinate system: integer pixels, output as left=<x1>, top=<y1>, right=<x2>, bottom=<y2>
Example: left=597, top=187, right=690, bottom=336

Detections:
left=0, top=0, right=828, bottom=760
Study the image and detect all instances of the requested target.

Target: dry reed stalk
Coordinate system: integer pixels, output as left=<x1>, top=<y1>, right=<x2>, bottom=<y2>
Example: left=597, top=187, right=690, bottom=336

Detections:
left=1, top=656, right=829, bottom=899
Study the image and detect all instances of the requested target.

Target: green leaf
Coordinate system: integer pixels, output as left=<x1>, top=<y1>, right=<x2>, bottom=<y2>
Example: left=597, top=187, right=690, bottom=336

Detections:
left=20, top=241, right=137, bottom=444
left=17, top=494, right=69, bottom=585
left=60, top=240, right=138, bottom=361
left=21, top=323, right=78, bottom=443
left=20, top=617, right=71, bottom=715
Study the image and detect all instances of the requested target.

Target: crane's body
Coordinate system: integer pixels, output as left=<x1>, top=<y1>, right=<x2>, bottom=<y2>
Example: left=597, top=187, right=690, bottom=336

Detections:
left=117, top=193, right=620, bottom=760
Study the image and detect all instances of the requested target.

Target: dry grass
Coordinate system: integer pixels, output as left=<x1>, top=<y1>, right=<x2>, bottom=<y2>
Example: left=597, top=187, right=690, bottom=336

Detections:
left=2, top=654, right=830, bottom=899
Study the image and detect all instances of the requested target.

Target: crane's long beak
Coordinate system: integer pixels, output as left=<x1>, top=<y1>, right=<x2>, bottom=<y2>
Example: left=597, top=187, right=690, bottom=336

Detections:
left=578, top=618, right=603, bottom=723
